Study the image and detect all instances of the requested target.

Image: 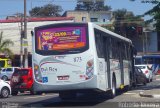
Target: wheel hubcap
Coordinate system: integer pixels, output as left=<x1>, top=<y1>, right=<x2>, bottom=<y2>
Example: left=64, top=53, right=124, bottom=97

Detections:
left=2, top=89, right=9, bottom=97
left=112, top=81, right=115, bottom=95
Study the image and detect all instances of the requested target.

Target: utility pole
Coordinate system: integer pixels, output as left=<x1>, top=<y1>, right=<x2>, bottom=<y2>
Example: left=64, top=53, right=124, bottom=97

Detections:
left=24, top=0, right=28, bottom=68
left=20, top=15, right=23, bottom=68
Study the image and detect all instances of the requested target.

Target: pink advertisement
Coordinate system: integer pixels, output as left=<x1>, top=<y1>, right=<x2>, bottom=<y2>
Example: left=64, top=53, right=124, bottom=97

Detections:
left=37, top=27, right=87, bottom=51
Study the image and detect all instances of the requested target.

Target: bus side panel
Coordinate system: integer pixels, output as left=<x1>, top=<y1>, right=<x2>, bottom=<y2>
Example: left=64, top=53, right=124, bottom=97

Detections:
left=123, top=60, right=130, bottom=86
left=110, top=59, right=121, bottom=89
left=96, top=58, right=108, bottom=91
left=89, top=23, right=108, bottom=91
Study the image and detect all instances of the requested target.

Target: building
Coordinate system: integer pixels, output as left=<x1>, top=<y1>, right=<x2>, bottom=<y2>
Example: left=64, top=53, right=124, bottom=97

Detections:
left=63, top=10, right=113, bottom=26
left=135, top=23, right=160, bottom=56
left=0, top=17, right=74, bottom=66
left=0, top=17, right=74, bottom=54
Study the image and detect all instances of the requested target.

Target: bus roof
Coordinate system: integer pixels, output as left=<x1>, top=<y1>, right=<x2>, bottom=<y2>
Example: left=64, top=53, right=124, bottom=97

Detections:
left=90, top=22, right=132, bottom=43
left=34, top=22, right=132, bottom=44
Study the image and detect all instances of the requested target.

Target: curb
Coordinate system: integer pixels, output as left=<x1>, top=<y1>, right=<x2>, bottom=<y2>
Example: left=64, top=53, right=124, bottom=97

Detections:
left=139, top=92, right=160, bottom=98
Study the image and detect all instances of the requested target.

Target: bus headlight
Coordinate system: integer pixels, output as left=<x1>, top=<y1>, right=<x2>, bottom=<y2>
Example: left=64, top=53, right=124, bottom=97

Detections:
left=86, top=59, right=94, bottom=80
left=34, top=64, right=42, bottom=83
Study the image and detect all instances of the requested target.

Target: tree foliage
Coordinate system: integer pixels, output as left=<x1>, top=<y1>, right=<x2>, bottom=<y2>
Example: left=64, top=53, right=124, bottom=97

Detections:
left=29, top=3, right=63, bottom=17
left=130, top=0, right=160, bottom=31
left=75, top=0, right=111, bottom=11
left=143, top=1, right=160, bottom=31
left=113, top=9, right=143, bottom=38
left=0, top=32, right=14, bottom=58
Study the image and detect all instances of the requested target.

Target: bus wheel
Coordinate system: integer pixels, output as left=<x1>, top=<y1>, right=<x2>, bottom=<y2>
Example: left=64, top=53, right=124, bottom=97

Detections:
left=30, top=87, right=39, bottom=95
left=59, top=91, right=76, bottom=100
left=110, top=77, right=116, bottom=98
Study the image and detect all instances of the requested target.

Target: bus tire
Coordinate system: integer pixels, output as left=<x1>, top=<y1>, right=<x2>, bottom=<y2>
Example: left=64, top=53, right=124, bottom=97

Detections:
left=110, top=76, right=116, bottom=98
left=30, top=87, right=39, bottom=95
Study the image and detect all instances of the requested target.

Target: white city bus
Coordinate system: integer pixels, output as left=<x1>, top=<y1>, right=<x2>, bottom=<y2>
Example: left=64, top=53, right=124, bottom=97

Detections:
left=32, top=22, right=135, bottom=99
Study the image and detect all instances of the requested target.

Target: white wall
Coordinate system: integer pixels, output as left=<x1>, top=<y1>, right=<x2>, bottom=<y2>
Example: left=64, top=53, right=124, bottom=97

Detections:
left=0, top=20, right=73, bottom=54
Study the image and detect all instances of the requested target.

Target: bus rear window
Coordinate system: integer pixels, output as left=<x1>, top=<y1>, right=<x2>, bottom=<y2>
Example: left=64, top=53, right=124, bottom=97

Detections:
left=35, top=24, right=89, bottom=55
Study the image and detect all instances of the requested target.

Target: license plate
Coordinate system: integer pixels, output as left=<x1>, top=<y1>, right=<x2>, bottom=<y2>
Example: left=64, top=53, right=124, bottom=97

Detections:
left=57, top=75, right=69, bottom=80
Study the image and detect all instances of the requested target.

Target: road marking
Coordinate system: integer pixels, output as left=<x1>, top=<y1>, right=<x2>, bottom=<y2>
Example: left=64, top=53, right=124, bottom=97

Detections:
left=24, top=94, right=56, bottom=99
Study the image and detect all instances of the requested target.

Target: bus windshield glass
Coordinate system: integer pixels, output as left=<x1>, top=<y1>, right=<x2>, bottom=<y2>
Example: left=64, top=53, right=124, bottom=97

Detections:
left=35, top=24, right=89, bottom=55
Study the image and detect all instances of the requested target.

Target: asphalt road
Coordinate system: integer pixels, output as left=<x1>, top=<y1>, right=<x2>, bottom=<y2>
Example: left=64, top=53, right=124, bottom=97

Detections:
left=0, top=75, right=160, bottom=108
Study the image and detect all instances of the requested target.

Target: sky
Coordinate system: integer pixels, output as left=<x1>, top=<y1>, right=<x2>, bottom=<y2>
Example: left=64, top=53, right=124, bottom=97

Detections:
left=0, top=0, right=156, bottom=20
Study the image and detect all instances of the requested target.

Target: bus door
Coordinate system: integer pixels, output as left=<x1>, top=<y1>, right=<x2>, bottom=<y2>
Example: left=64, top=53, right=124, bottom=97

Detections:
left=95, top=30, right=107, bottom=91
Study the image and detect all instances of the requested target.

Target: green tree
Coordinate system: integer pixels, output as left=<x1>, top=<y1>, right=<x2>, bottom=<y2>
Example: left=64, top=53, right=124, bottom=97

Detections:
left=143, top=1, right=160, bottom=31
left=130, top=0, right=160, bottom=31
left=0, top=32, right=14, bottom=58
left=29, top=3, right=63, bottom=17
left=113, top=9, right=143, bottom=38
left=75, top=0, right=111, bottom=11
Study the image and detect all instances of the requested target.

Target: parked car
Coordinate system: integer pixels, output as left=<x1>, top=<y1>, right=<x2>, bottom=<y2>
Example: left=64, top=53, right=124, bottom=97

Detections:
left=0, top=79, right=11, bottom=98
left=135, top=64, right=153, bottom=82
left=0, top=68, right=6, bottom=74
left=134, top=66, right=147, bottom=85
left=0, top=67, right=19, bottom=81
left=10, top=68, right=34, bottom=95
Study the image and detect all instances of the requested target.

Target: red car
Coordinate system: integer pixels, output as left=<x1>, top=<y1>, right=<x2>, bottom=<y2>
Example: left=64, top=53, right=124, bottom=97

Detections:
left=10, top=68, right=34, bottom=95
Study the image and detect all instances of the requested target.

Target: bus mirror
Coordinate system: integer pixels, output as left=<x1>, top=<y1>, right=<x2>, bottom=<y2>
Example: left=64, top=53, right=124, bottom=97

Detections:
left=31, top=31, right=34, bottom=37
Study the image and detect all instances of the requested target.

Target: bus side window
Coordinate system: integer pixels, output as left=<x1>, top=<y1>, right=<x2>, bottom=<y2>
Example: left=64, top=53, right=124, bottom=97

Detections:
left=109, top=38, right=112, bottom=58
left=124, top=43, right=128, bottom=60
left=95, top=31, right=104, bottom=58
left=121, top=42, right=126, bottom=60
left=113, top=39, right=119, bottom=59
left=127, top=44, right=130, bottom=60
left=103, top=36, right=109, bottom=61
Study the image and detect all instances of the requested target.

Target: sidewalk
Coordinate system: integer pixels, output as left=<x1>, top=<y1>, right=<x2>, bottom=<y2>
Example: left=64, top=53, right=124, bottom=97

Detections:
left=139, top=89, right=160, bottom=98
left=139, top=75, right=160, bottom=98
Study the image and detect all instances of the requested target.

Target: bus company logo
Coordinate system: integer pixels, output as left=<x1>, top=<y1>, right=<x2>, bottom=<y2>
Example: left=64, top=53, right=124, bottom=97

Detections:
left=41, top=67, right=57, bottom=73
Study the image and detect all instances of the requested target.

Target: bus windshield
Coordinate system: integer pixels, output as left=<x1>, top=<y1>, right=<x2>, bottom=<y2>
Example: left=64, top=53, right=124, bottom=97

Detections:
left=35, top=24, right=89, bottom=55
